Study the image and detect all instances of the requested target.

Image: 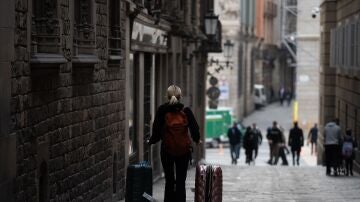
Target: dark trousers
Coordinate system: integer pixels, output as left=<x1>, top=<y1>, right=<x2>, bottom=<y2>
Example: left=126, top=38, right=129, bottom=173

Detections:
left=161, top=150, right=190, bottom=202
left=310, top=142, right=317, bottom=155
left=325, top=144, right=340, bottom=175
left=245, top=149, right=254, bottom=164
left=279, top=147, right=288, bottom=165
left=291, top=148, right=301, bottom=165
left=345, top=158, right=353, bottom=175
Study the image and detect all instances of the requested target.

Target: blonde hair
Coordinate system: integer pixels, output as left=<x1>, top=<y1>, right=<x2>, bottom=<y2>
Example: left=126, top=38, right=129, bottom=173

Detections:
left=167, top=85, right=182, bottom=105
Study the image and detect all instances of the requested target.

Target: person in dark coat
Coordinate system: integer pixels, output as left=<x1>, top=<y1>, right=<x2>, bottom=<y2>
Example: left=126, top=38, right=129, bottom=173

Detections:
left=288, top=122, right=304, bottom=166
left=243, top=126, right=257, bottom=165
left=148, top=85, right=200, bottom=202
left=252, top=123, right=263, bottom=159
left=227, top=122, right=242, bottom=165
left=308, top=123, right=318, bottom=155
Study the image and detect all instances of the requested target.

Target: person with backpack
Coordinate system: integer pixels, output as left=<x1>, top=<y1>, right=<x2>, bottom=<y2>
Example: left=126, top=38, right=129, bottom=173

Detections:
left=342, top=129, right=357, bottom=176
left=243, top=126, right=257, bottom=165
left=288, top=122, right=304, bottom=166
left=324, top=119, right=342, bottom=176
left=148, top=85, right=200, bottom=202
left=227, top=122, right=242, bottom=165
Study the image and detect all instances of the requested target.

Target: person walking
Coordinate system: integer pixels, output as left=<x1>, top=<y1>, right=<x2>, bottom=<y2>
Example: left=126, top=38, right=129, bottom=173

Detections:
left=252, top=123, right=263, bottom=159
left=148, top=85, right=200, bottom=202
left=278, top=132, right=290, bottom=166
left=324, top=119, right=342, bottom=176
left=285, top=88, right=292, bottom=106
left=266, top=127, right=273, bottom=165
left=342, top=129, right=357, bottom=176
left=227, top=122, right=242, bottom=165
left=279, top=87, right=285, bottom=106
left=243, top=126, right=257, bottom=165
left=308, top=123, right=318, bottom=155
left=268, top=121, right=283, bottom=165
left=288, top=122, right=304, bottom=166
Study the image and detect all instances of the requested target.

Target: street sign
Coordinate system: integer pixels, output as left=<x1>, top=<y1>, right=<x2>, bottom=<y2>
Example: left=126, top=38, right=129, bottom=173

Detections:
left=207, top=86, right=221, bottom=100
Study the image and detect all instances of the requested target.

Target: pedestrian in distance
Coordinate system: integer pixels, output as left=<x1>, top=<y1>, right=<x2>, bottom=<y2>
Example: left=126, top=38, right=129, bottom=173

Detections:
left=266, top=127, right=273, bottom=165
left=324, top=118, right=342, bottom=176
left=278, top=133, right=290, bottom=166
left=279, top=87, right=285, bottom=106
left=285, top=88, right=292, bottom=106
left=268, top=121, right=283, bottom=165
left=288, top=122, right=304, bottom=166
left=243, top=126, right=257, bottom=165
left=227, top=122, right=242, bottom=165
left=148, top=85, right=201, bottom=202
left=342, top=129, right=358, bottom=176
left=251, top=123, right=263, bottom=159
left=308, top=123, right=318, bottom=155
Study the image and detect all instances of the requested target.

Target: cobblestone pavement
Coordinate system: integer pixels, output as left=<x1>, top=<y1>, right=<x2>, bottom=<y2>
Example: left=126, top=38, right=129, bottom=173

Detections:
left=153, top=166, right=360, bottom=201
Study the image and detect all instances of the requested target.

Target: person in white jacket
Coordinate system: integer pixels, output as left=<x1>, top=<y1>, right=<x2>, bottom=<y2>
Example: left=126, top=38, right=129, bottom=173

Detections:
left=324, top=119, right=342, bottom=176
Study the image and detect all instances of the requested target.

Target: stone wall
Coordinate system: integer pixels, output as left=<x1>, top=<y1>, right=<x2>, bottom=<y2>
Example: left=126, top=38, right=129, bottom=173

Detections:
left=10, top=0, right=127, bottom=201
left=319, top=0, right=360, bottom=169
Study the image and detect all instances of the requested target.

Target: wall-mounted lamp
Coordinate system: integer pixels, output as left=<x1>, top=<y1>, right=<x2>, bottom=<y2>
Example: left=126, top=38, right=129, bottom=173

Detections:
left=204, top=11, right=219, bottom=36
left=223, top=39, right=234, bottom=59
left=207, top=39, right=235, bottom=71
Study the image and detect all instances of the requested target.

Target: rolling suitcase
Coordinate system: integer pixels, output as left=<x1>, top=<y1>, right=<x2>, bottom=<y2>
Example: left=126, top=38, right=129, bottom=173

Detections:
left=126, top=161, right=153, bottom=202
left=195, top=164, right=222, bottom=202
left=195, top=165, right=207, bottom=202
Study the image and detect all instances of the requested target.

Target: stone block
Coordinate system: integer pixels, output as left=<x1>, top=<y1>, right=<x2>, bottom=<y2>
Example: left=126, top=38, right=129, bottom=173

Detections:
left=0, top=29, right=15, bottom=62
left=15, top=0, right=28, bottom=12
left=15, top=12, right=27, bottom=30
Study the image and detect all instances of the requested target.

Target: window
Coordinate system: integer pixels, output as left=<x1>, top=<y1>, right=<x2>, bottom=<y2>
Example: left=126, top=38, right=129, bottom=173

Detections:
left=109, top=0, right=121, bottom=57
left=74, top=0, right=95, bottom=55
left=350, top=22, right=356, bottom=67
left=341, top=25, right=346, bottom=68
left=31, top=0, right=60, bottom=54
left=330, top=29, right=336, bottom=67
left=129, top=53, right=137, bottom=155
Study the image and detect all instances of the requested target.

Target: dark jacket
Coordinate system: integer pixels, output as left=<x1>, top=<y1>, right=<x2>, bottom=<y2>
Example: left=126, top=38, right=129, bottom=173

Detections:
left=149, top=103, right=200, bottom=145
left=253, top=128, right=263, bottom=146
left=227, top=127, right=242, bottom=145
left=269, top=127, right=283, bottom=144
left=288, top=127, right=304, bottom=149
left=243, top=130, right=257, bottom=150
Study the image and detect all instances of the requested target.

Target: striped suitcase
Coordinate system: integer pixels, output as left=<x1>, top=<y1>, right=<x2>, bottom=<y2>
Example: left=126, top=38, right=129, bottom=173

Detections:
left=195, top=164, right=222, bottom=202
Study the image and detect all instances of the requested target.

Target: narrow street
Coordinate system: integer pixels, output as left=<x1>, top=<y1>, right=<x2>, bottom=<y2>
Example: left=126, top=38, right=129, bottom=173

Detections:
left=152, top=104, right=360, bottom=201
left=206, top=102, right=317, bottom=166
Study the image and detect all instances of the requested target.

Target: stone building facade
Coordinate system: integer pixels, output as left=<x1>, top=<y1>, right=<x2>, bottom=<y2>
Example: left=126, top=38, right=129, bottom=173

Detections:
left=296, top=0, right=320, bottom=131
left=319, top=0, right=360, bottom=170
left=0, top=0, right=210, bottom=201
left=207, top=0, right=241, bottom=119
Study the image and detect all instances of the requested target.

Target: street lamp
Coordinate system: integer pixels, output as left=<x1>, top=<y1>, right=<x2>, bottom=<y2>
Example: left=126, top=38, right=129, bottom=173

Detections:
left=204, top=11, right=219, bottom=35
left=223, top=39, right=234, bottom=59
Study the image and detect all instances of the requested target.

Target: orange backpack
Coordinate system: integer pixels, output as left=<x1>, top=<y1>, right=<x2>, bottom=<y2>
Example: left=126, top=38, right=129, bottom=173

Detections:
left=163, top=110, right=191, bottom=156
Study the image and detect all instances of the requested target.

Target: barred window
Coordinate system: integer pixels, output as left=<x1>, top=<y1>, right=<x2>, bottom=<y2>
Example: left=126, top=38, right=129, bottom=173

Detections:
left=109, top=0, right=121, bottom=57
left=330, top=29, right=336, bottom=67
